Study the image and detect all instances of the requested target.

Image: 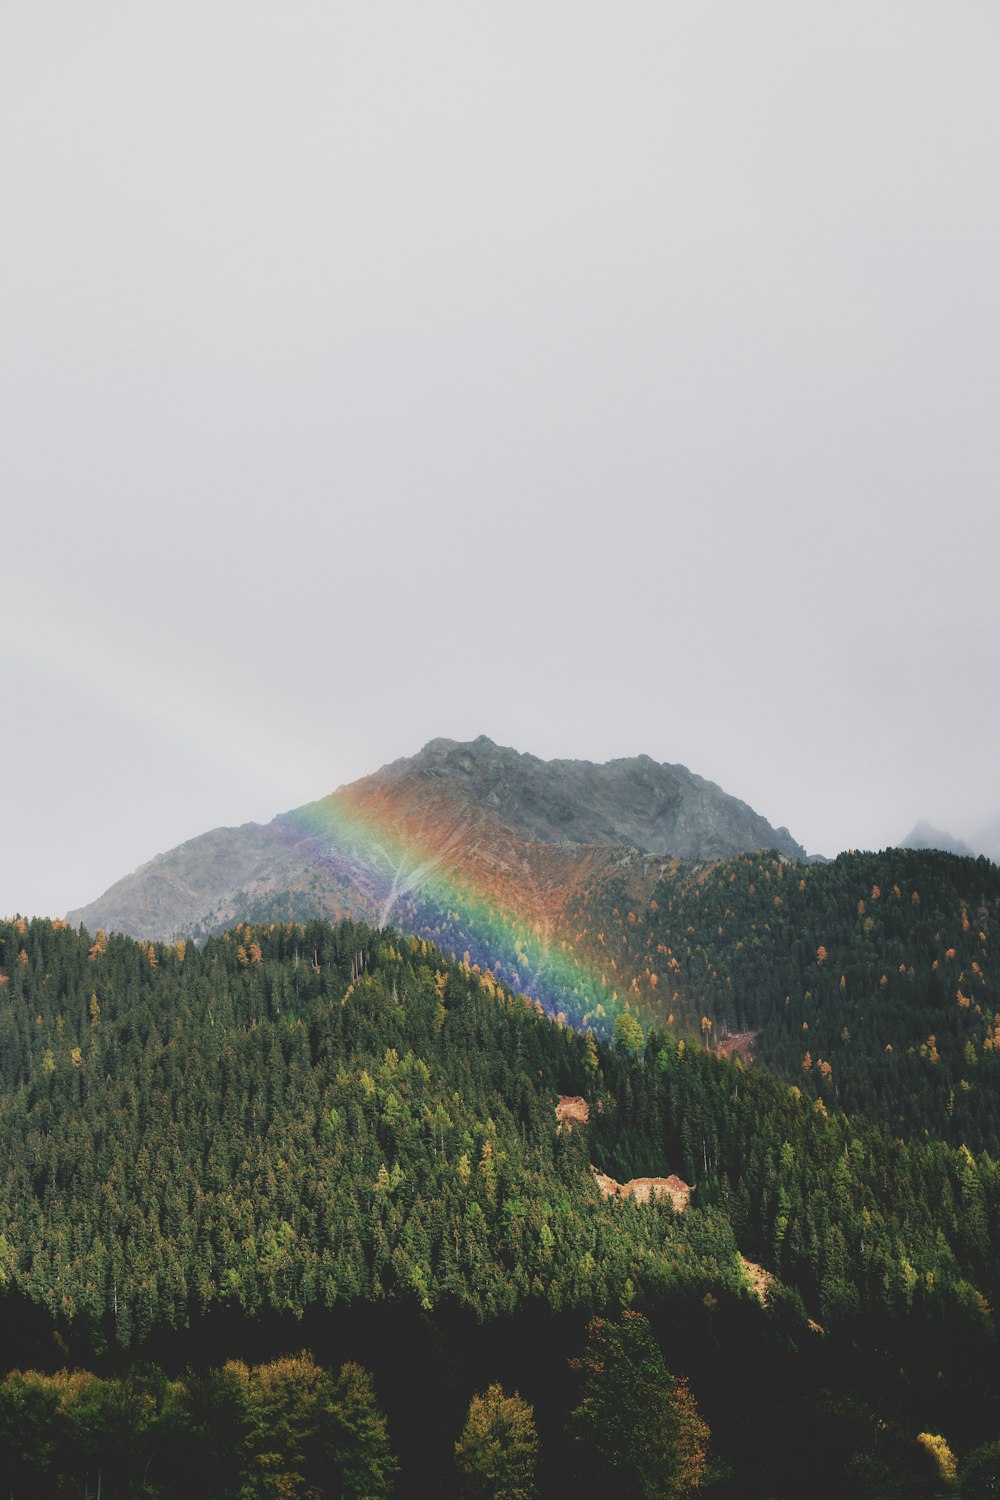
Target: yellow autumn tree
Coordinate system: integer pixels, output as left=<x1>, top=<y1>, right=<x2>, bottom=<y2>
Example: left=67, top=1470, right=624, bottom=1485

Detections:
left=455, top=1384, right=539, bottom=1500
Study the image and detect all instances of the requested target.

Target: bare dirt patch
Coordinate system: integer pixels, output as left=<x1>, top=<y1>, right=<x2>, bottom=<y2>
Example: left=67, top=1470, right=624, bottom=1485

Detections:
left=556, top=1095, right=590, bottom=1128
left=738, top=1253, right=776, bottom=1304
left=556, top=1098, right=691, bottom=1210
left=592, top=1167, right=692, bottom=1213
left=715, top=1030, right=758, bottom=1064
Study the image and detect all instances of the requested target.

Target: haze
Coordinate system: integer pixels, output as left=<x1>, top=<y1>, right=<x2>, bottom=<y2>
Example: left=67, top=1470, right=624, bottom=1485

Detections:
left=2, top=2, right=998, bottom=921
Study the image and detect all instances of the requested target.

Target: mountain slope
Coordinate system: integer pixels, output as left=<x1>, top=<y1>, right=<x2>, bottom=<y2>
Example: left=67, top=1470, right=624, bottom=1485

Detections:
left=4, top=913, right=999, bottom=1344
left=67, top=736, right=807, bottom=943
left=2, top=913, right=1000, bottom=1500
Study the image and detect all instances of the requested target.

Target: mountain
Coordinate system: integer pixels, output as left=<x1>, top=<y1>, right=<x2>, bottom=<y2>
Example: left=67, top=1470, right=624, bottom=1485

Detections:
left=972, top=812, right=1000, bottom=865
left=900, top=819, right=977, bottom=857
left=66, top=735, right=808, bottom=944
left=901, top=816, right=1000, bottom=863
left=63, top=732, right=1000, bottom=1151
left=371, top=736, right=806, bottom=859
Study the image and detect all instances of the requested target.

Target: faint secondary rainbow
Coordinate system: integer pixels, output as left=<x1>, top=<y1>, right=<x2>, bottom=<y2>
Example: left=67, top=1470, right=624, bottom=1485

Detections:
left=0, top=584, right=343, bottom=806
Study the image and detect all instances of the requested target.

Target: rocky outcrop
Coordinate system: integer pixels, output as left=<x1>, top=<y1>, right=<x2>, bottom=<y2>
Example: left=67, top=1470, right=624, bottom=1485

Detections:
left=592, top=1168, right=693, bottom=1212
left=372, top=736, right=806, bottom=860
left=555, top=1096, right=590, bottom=1129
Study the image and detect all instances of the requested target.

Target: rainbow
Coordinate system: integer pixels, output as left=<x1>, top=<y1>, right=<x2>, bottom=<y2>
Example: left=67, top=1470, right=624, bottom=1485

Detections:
left=273, top=786, right=639, bottom=1039
left=5, top=586, right=646, bottom=1035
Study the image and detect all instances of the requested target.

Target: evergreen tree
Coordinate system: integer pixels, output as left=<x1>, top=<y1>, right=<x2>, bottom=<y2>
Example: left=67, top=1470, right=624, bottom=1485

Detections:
left=567, top=1310, right=709, bottom=1498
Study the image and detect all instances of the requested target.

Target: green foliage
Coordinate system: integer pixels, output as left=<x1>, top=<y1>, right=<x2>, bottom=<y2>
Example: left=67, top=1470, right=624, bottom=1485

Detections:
left=1, top=912, right=998, bottom=1345
left=454, top=1383, right=539, bottom=1500
left=0, top=916, right=748, bottom=1335
left=2, top=911, right=1000, bottom=1496
left=324, top=1361, right=398, bottom=1500
left=568, top=1310, right=709, bottom=1498
left=960, top=1440, right=1000, bottom=1499
left=590, top=1027, right=1000, bottom=1331
left=614, top=1009, right=645, bottom=1054
left=563, top=849, right=1000, bottom=1151
left=0, top=1354, right=394, bottom=1499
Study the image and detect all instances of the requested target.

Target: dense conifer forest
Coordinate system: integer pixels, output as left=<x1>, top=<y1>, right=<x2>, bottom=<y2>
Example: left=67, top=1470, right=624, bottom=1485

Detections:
left=349, top=845, right=1000, bottom=1151
left=1, top=896, right=999, bottom=1495
left=567, top=848, right=1000, bottom=1151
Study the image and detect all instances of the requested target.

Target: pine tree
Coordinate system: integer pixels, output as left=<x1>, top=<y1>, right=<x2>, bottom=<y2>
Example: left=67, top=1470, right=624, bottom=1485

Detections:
left=568, top=1310, right=709, bottom=1498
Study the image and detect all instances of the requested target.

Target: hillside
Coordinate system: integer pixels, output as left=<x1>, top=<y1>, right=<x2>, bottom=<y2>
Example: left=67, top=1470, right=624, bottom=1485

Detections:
left=2, top=914, right=1000, bottom=1496
left=62, top=741, right=1000, bottom=1155
left=65, top=736, right=807, bottom=943
left=221, top=838, right=1000, bottom=1153
left=556, top=846, right=1000, bottom=1152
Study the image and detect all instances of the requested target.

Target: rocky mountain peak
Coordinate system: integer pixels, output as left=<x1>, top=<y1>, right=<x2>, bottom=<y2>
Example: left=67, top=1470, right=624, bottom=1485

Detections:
left=361, top=736, right=806, bottom=861
left=67, top=736, right=808, bottom=942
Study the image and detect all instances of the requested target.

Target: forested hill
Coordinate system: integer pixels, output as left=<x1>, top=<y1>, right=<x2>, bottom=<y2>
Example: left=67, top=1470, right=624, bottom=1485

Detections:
left=226, top=842, right=1000, bottom=1152
left=557, top=846, right=1000, bottom=1151
left=2, top=915, right=1000, bottom=1495
left=61, top=743, right=1000, bottom=1162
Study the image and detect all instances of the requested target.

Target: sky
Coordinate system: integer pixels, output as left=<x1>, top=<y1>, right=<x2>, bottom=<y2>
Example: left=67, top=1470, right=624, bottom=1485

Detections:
left=2, top=1, right=998, bottom=920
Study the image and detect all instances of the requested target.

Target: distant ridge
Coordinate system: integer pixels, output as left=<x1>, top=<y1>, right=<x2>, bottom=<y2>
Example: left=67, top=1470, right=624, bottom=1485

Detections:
left=900, top=820, right=977, bottom=858
left=900, top=816, right=1000, bottom=863
left=67, top=735, right=808, bottom=943
left=972, top=813, right=1000, bottom=865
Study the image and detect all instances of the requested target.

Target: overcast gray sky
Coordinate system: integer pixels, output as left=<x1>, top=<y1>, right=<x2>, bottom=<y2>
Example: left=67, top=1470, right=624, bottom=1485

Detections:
left=2, top=1, right=998, bottom=920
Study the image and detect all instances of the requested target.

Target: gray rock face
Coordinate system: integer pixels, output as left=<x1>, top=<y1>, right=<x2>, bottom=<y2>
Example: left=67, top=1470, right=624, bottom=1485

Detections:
left=372, top=736, right=807, bottom=860
left=67, top=735, right=808, bottom=941
left=66, top=823, right=288, bottom=941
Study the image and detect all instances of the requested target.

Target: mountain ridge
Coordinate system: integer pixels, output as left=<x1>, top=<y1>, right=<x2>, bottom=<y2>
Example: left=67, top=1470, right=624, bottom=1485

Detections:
left=901, top=815, right=1000, bottom=863
left=67, top=735, right=808, bottom=942
left=366, top=735, right=807, bottom=858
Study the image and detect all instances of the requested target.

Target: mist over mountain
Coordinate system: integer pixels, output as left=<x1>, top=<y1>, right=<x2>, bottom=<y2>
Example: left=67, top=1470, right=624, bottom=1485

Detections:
left=900, top=820, right=978, bottom=858
left=66, top=736, right=808, bottom=942
left=973, top=813, right=1000, bottom=865
left=901, top=816, right=1000, bottom=863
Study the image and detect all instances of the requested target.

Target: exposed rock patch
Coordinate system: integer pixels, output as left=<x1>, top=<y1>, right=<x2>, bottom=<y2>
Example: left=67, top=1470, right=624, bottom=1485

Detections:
left=555, top=1097, right=692, bottom=1209
left=555, top=1095, right=590, bottom=1129
left=738, top=1253, right=776, bottom=1304
left=381, top=736, right=807, bottom=861
left=592, top=1167, right=693, bottom=1213
left=716, top=1030, right=758, bottom=1065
